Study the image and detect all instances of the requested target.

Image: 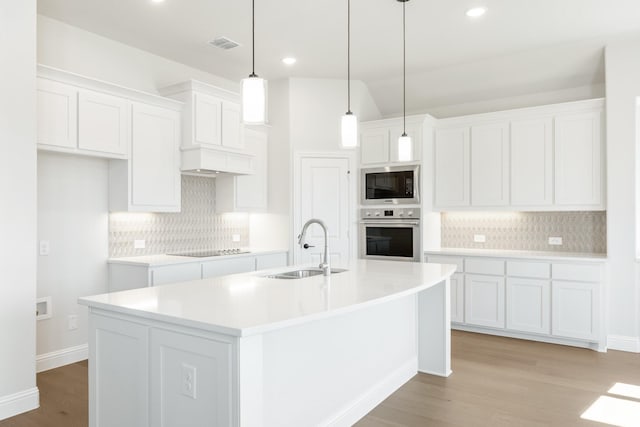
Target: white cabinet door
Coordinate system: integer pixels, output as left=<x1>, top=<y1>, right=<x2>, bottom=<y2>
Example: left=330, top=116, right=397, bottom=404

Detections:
left=150, top=328, right=232, bottom=427
left=194, top=92, right=222, bottom=146
left=234, top=131, right=267, bottom=210
left=450, top=273, right=464, bottom=323
left=201, top=257, right=256, bottom=278
left=91, top=315, right=149, bottom=427
left=78, top=89, right=129, bottom=156
left=37, top=78, right=78, bottom=149
left=510, top=118, right=553, bottom=206
left=221, top=101, right=243, bottom=149
left=552, top=280, right=598, bottom=341
left=471, top=122, right=509, bottom=206
left=506, top=278, right=550, bottom=334
left=389, top=123, right=421, bottom=163
left=150, top=263, right=202, bottom=286
left=131, top=103, right=181, bottom=211
left=434, top=127, right=470, bottom=208
left=554, top=111, right=603, bottom=207
left=360, top=128, right=390, bottom=164
left=255, top=253, right=288, bottom=270
left=464, top=274, right=505, bottom=329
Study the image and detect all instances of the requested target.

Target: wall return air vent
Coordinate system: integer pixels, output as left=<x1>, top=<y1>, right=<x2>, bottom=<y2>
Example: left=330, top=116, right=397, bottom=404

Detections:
left=209, top=37, right=241, bottom=50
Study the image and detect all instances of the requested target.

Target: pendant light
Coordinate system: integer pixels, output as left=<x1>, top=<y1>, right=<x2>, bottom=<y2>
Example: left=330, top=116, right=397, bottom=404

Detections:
left=341, top=0, right=358, bottom=148
left=242, top=0, right=267, bottom=124
left=397, top=0, right=412, bottom=161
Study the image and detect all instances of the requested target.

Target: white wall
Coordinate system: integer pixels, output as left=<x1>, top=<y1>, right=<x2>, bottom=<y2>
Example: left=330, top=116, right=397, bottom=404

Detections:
left=36, top=152, right=109, bottom=365
left=289, top=78, right=381, bottom=151
left=0, top=0, right=39, bottom=420
left=605, top=37, right=640, bottom=351
left=38, top=15, right=238, bottom=94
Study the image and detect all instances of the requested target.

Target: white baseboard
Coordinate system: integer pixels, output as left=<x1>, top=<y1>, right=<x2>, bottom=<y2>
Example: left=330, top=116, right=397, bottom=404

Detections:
left=36, top=343, right=88, bottom=373
left=607, top=335, right=640, bottom=353
left=324, top=358, right=417, bottom=427
left=0, top=387, right=39, bottom=421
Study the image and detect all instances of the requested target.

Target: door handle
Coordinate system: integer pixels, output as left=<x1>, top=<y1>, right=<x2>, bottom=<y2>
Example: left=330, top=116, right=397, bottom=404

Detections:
left=303, top=243, right=315, bottom=249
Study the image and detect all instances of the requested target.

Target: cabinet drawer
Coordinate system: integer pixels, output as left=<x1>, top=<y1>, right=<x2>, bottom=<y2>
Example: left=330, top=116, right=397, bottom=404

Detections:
left=506, top=261, right=550, bottom=279
left=552, top=263, right=601, bottom=282
left=151, top=263, right=202, bottom=286
left=465, top=258, right=504, bottom=276
left=426, top=255, right=464, bottom=273
left=256, top=253, right=288, bottom=270
left=202, top=256, right=256, bottom=278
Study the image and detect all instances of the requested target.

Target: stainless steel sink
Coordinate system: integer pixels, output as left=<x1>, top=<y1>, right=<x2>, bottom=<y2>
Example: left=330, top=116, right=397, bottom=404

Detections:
left=264, top=268, right=347, bottom=279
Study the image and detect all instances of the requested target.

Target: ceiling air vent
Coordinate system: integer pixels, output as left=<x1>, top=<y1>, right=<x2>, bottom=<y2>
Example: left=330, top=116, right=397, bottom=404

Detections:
left=209, top=37, right=241, bottom=50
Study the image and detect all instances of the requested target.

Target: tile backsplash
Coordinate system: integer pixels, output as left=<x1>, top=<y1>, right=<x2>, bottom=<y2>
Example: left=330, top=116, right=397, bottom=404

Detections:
left=441, top=211, right=606, bottom=253
left=109, top=175, right=250, bottom=257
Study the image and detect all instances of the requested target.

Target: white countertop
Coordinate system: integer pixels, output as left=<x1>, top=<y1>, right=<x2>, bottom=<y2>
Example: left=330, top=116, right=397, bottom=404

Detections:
left=80, top=259, right=456, bottom=337
left=108, top=248, right=288, bottom=267
left=425, top=248, right=607, bottom=262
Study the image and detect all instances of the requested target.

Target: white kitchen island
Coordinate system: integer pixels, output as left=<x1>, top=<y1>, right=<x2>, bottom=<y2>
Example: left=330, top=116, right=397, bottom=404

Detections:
left=79, top=259, right=456, bottom=427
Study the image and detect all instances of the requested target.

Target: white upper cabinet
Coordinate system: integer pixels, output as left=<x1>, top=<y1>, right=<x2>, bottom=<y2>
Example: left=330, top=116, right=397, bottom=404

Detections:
left=434, top=127, right=470, bottom=207
left=360, top=118, right=422, bottom=165
left=78, top=89, right=129, bottom=156
left=471, top=123, right=509, bottom=206
left=361, top=128, right=390, bottom=164
left=221, top=101, right=243, bottom=150
left=216, top=129, right=268, bottom=212
left=37, top=78, right=78, bottom=149
left=554, top=111, right=603, bottom=208
left=433, top=99, right=605, bottom=211
left=510, top=118, right=553, bottom=206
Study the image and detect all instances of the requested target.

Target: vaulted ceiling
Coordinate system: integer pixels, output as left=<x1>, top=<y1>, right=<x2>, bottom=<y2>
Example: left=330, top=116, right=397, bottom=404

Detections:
left=38, top=0, right=640, bottom=116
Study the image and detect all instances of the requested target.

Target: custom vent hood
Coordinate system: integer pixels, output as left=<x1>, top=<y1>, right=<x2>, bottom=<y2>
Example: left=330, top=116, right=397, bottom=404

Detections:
left=159, top=80, right=255, bottom=177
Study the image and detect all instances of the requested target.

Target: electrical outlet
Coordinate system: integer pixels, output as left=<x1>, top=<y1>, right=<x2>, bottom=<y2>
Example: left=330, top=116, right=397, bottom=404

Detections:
left=232, top=234, right=241, bottom=242
left=473, top=234, right=487, bottom=243
left=548, top=237, right=563, bottom=246
left=134, top=240, right=146, bottom=249
left=39, top=240, right=50, bottom=256
left=181, top=363, right=197, bottom=399
left=68, top=314, right=78, bottom=330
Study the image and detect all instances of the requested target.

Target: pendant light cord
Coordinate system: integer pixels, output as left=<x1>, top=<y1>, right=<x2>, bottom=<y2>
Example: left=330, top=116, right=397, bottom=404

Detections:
left=402, top=0, right=406, bottom=135
left=347, top=0, right=351, bottom=114
left=251, top=0, right=256, bottom=77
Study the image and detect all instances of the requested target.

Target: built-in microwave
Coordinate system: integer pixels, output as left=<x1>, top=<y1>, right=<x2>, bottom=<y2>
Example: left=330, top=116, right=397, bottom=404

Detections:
left=361, top=165, right=420, bottom=205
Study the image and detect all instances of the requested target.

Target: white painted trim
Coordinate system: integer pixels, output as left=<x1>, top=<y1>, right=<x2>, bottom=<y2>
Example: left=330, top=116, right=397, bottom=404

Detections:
left=607, top=335, right=640, bottom=353
left=323, top=357, right=417, bottom=427
left=0, top=388, right=39, bottom=421
left=36, top=344, right=88, bottom=373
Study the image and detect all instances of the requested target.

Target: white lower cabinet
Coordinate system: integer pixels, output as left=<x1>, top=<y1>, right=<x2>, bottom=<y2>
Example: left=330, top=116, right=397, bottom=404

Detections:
left=506, top=278, right=550, bottom=334
left=426, top=253, right=604, bottom=350
left=450, top=273, right=464, bottom=323
left=202, top=257, right=256, bottom=279
left=151, top=263, right=202, bottom=286
left=464, top=274, right=505, bottom=329
left=108, top=252, right=289, bottom=291
left=150, top=328, right=232, bottom=426
left=551, top=280, right=598, bottom=341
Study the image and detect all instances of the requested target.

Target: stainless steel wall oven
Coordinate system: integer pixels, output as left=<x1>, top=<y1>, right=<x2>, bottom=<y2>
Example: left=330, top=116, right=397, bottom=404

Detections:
left=359, top=208, right=421, bottom=262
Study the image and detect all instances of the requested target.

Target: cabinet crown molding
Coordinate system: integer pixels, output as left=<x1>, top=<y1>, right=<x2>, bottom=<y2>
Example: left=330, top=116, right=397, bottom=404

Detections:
left=158, top=79, right=240, bottom=103
left=37, top=64, right=183, bottom=111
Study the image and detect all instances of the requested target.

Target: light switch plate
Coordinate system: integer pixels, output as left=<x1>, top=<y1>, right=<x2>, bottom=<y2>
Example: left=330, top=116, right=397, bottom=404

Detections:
left=473, top=234, right=486, bottom=243
left=548, top=237, right=563, bottom=245
left=39, top=240, right=50, bottom=256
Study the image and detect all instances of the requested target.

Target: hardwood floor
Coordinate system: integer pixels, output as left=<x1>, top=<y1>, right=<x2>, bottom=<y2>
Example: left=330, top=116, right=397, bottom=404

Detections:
left=3, top=331, right=640, bottom=426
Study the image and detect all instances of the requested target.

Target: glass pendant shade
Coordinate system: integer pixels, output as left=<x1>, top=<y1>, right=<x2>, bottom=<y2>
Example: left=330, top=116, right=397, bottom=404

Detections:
left=241, top=76, right=266, bottom=124
left=397, top=133, right=413, bottom=161
left=341, top=112, right=358, bottom=148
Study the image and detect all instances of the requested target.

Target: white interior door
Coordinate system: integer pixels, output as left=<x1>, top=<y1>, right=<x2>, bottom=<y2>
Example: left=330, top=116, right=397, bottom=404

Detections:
left=296, top=156, right=352, bottom=267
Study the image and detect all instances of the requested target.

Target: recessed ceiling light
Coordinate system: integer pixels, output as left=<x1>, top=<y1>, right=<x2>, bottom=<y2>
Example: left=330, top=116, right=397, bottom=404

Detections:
left=282, top=57, right=297, bottom=65
left=466, top=7, right=487, bottom=18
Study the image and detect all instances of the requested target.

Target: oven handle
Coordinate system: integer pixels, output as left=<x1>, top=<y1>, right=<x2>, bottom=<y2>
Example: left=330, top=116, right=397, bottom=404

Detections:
left=360, top=220, right=420, bottom=226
